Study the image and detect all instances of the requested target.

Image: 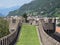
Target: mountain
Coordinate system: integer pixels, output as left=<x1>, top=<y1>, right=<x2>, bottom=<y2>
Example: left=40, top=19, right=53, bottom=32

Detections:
left=8, top=0, right=60, bottom=16
left=0, top=6, right=20, bottom=16
left=0, top=13, right=4, bottom=17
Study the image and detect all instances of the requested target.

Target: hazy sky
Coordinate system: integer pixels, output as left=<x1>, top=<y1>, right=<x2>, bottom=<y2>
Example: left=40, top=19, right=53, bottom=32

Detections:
left=0, top=0, right=32, bottom=8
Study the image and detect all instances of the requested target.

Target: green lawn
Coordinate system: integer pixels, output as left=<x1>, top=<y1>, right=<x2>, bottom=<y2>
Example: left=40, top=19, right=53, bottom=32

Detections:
left=16, top=23, right=40, bottom=45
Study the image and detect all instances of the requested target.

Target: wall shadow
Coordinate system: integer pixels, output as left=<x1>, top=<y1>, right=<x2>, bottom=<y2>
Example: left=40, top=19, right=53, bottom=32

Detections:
left=44, top=30, right=60, bottom=42
left=9, top=25, right=21, bottom=45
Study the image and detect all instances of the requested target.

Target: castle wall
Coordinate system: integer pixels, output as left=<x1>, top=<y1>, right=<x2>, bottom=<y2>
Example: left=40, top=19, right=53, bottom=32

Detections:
left=0, top=16, right=22, bottom=45
left=38, top=20, right=60, bottom=45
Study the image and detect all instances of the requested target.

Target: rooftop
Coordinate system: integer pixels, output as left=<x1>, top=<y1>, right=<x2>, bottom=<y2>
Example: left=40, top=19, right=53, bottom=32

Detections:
left=56, top=27, right=60, bottom=33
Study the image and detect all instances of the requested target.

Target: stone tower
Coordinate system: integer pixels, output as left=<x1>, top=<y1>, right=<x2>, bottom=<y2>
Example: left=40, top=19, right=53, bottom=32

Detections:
left=43, top=17, right=56, bottom=33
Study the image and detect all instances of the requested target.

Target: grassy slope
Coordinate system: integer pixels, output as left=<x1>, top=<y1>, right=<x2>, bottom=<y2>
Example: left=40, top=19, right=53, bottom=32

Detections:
left=16, top=24, right=40, bottom=45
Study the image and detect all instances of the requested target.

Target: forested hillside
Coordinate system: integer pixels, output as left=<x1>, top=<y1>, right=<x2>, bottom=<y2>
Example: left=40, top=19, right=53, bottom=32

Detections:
left=8, top=0, right=60, bottom=17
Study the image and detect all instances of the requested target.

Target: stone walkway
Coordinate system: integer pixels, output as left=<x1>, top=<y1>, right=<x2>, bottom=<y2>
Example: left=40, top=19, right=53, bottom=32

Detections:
left=36, top=26, right=42, bottom=45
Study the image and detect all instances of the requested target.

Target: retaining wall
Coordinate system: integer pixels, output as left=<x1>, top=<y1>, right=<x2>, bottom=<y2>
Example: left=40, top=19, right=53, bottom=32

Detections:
left=38, top=20, right=60, bottom=45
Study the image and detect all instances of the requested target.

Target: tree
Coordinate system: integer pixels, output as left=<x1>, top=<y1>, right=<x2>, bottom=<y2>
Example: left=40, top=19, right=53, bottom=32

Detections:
left=0, top=18, right=9, bottom=38
left=22, top=13, right=27, bottom=22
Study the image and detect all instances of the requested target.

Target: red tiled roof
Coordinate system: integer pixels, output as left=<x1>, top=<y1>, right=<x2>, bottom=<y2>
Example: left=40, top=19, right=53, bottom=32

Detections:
left=56, top=27, right=60, bottom=33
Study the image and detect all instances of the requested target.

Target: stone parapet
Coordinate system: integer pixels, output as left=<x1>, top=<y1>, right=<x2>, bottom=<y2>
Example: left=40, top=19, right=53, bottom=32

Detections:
left=38, top=20, right=60, bottom=45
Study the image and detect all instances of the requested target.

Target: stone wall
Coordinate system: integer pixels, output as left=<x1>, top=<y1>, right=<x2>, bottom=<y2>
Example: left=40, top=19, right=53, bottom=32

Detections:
left=0, top=21, right=21, bottom=45
left=0, top=16, right=22, bottom=45
left=42, top=21, right=55, bottom=33
left=38, top=20, right=60, bottom=45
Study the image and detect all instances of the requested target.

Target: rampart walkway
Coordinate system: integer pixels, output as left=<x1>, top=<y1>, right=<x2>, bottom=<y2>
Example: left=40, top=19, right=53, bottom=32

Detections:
left=16, top=23, right=40, bottom=45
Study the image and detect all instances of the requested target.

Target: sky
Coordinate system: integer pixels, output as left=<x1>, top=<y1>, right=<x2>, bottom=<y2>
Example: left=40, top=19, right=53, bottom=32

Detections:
left=0, top=0, right=33, bottom=8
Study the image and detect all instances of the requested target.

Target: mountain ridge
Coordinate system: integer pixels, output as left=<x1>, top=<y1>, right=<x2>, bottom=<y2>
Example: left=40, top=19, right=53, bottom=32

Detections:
left=8, top=0, right=60, bottom=16
left=0, top=13, right=4, bottom=17
left=0, top=6, right=20, bottom=16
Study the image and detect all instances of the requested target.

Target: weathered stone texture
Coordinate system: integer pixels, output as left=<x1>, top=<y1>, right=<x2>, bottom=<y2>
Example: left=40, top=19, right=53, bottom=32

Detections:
left=38, top=20, right=60, bottom=45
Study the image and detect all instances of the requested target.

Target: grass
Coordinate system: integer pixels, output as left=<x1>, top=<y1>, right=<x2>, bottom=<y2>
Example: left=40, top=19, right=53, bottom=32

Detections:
left=16, top=23, right=40, bottom=45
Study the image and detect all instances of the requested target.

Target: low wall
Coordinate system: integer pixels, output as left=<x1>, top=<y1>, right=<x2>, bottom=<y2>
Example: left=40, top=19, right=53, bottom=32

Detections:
left=38, top=20, right=60, bottom=45
left=0, top=22, right=21, bottom=45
